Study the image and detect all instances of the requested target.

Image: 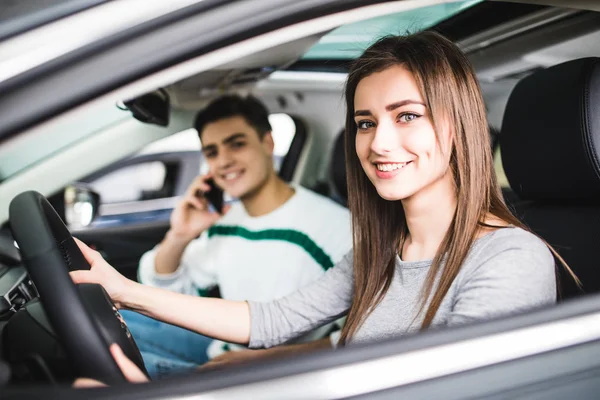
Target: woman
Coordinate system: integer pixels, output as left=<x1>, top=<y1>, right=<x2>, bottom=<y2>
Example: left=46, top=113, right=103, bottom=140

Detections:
left=72, top=31, right=573, bottom=383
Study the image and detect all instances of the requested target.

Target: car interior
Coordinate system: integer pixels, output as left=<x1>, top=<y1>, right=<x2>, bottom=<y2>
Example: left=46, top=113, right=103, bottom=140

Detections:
left=1, top=0, right=600, bottom=396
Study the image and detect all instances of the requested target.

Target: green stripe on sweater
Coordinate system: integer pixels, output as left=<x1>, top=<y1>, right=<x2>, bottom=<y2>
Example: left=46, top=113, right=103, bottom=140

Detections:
left=207, top=225, right=334, bottom=271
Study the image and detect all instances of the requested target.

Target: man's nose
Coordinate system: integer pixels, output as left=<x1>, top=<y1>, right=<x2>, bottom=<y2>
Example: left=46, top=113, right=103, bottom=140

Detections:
left=215, top=149, right=234, bottom=169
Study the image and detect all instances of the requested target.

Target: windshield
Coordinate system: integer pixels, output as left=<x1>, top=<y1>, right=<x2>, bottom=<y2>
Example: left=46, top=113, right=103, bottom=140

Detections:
left=0, top=105, right=129, bottom=182
left=0, top=0, right=482, bottom=183
left=302, top=0, right=481, bottom=60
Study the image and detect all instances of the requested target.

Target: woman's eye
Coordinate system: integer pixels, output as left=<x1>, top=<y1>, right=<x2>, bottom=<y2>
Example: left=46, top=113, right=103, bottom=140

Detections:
left=398, top=113, right=420, bottom=123
left=357, top=120, right=375, bottom=130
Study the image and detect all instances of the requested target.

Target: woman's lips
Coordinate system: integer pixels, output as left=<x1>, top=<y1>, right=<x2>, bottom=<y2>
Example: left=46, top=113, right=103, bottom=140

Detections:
left=374, top=161, right=412, bottom=179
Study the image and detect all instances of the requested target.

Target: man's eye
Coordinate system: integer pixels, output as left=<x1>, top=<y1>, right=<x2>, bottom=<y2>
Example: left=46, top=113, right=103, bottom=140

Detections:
left=204, top=152, right=217, bottom=159
left=357, top=120, right=375, bottom=130
left=231, top=141, right=246, bottom=149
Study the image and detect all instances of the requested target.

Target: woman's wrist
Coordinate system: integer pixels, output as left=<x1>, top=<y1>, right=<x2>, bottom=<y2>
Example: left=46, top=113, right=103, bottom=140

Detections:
left=114, top=279, right=145, bottom=311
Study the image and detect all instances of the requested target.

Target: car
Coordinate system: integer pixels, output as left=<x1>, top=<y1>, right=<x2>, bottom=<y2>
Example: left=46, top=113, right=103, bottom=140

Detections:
left=1, top=0, right=600, bottom=398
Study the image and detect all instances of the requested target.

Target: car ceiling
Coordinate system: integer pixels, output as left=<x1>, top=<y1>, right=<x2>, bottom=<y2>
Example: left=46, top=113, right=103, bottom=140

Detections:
left=164, top=1, right=600, bottom=128
left=165, top=34, right=324, bottom=110
left=501, top=0, right=600, bottom=12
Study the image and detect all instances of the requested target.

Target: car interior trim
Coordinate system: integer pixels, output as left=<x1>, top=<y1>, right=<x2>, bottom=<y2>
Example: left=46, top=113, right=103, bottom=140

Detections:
left=457, top=7, right=580, bottom=52
left=0, top=0, right=205, bottom=84
left=98, top=196, right=179, bottom=217
left=186, top=311, right=600, bottom=399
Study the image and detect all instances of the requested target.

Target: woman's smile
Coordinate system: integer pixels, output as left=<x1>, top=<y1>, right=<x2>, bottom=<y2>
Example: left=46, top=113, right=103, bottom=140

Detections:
left=373, top=161, right=413, bottom=179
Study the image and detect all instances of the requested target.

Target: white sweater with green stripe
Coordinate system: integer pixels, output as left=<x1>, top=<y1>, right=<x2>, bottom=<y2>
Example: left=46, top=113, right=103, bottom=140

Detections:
left=138, top=185, right=352, bottom=356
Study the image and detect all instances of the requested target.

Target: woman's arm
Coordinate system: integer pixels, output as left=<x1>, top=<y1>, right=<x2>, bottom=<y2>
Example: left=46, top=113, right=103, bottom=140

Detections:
left=248, top=252, right=354, bottom=348
left=71, top=239, right=251, bottom=344
left=137, top=233, right=219, bottom=296
left=126, top=283, right=251, bottom=344
left=448, top=230, right=556, bottom=326
left=71, top=239, right=354, bottom=347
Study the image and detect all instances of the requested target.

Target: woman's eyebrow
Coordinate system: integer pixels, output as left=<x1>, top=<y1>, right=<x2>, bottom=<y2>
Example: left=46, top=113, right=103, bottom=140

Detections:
left=385, top=99, right=426, bottom=111
left=354, top=109, right=372, bottom=117
left=354, top=99, right=426, bottom=117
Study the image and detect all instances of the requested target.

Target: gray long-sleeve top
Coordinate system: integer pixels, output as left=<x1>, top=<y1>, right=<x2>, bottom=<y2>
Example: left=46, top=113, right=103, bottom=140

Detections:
left=248, top=227, right=556, bottom=348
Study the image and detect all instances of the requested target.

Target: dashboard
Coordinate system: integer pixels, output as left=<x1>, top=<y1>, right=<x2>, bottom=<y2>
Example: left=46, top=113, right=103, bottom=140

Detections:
left=0, top=229, right=38, bottom=322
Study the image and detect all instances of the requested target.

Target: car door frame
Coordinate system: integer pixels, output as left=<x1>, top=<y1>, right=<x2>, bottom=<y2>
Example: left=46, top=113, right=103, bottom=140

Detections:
left=6, top=295, right=600, bottom=399
left=82, top=150, right=201, bottom=220
left=2, top=0, right=600, bottom=398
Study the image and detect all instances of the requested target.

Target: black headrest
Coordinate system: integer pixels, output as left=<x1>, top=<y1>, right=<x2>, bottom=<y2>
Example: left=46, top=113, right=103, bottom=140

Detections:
left=500, top=58, right=600, bottom=201
left=330, top=130, right=347, bottom=203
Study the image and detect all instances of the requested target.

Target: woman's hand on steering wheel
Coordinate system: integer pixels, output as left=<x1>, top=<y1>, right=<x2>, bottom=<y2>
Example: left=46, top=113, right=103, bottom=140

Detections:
left=70, top=238, right=132, bottom=309
left=73, top=344, right=149, bottom=387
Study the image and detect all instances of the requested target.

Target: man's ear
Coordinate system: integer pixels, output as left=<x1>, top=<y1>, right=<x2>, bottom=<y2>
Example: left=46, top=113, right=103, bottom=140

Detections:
left=262, top=131, right=275, bottom=155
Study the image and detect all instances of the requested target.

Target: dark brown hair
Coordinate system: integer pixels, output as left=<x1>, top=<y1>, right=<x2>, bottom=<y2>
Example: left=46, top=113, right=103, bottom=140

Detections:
left=194, top=94, right=272, bottom=141
left=339, top=31, right=577, bottom=344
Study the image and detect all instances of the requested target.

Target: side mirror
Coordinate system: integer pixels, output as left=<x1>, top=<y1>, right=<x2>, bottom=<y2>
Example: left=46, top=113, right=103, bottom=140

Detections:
left=63, top=184, right=100, bottom=229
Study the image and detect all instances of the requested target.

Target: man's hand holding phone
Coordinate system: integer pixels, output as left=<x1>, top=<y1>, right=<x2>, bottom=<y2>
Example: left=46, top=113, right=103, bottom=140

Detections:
left=169, top=174, right=229, bottom=242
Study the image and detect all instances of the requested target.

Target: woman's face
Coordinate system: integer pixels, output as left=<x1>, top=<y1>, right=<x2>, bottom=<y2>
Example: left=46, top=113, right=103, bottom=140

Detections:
left=354, top=65, right=453, bottom=201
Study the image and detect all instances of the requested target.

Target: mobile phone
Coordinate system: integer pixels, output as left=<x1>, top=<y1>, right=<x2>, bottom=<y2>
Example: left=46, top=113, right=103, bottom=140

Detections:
left=200, top=178, right=224, bottom=214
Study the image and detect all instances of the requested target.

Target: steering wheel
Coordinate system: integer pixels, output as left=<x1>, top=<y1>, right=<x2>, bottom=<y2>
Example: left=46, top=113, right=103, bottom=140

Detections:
left=9, top=191, right=148, bottom=384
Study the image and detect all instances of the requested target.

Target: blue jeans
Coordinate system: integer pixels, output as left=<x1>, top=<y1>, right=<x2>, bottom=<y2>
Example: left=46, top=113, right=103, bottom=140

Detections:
left=121, top=310, right=213, bottom=379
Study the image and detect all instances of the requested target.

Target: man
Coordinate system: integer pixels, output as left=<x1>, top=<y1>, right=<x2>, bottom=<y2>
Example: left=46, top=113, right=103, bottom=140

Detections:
left=121, top=94, right=351, bottom=378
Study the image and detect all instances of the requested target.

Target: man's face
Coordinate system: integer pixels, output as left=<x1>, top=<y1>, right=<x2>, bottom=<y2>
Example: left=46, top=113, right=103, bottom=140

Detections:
left=200, top=116, right=274, bottom=199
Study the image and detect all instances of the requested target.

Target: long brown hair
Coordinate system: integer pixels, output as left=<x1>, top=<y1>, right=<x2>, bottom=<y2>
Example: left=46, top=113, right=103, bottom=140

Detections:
left=338, top=31, right=577, bottom=345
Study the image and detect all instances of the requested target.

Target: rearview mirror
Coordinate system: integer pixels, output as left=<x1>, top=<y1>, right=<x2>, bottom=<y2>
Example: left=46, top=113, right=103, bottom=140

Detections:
left=123, top=89, right=170, bottom=126
left=64, top=184, right=100, bottom=229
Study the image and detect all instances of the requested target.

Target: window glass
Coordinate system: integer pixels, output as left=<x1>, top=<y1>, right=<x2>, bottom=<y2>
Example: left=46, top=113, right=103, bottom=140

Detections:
left=89, top=161, right=167, bottom=204
left=302, top=0, right=482, bottom=60
left=270, top=113, right=297, bottom=172
left=137, top=128, right=200, bottom=155
left=0, top=105, right=129, bottom=182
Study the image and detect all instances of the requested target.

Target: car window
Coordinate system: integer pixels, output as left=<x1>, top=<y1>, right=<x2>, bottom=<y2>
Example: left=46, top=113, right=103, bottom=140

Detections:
left=270, top=113, right=297, bottom=172
left=136, top=128, right=199, bottom=155
left=0, top=104, right=130, bottom=182
left=89, top=161, right=168, bottom=204
left=302, top=0, right=481, bottom=60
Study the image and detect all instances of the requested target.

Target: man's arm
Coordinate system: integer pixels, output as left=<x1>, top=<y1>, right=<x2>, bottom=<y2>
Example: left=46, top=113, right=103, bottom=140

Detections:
left=154, top=174, right=226, bottom=275
left=153, top=230, right=194, bottom=275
